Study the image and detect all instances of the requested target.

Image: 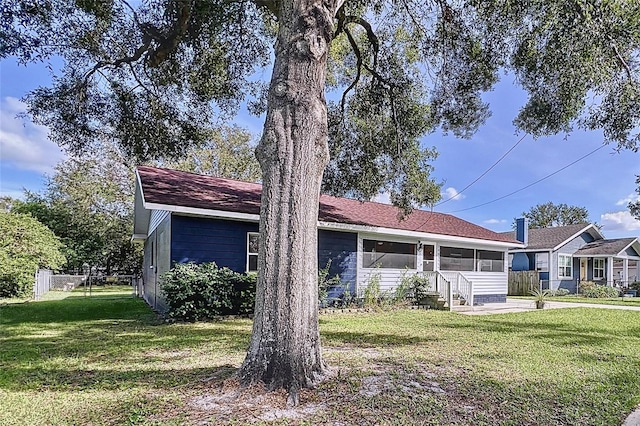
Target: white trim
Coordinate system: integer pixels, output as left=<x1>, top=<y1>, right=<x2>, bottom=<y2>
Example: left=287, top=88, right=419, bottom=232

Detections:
left=318, top=220, right=520, bottom=249
left=552, top=225, right=605, bottom=252
left=138, top=201, right=521, bottom=249
left=593, top=258, right=605, bottom=280
left=246, top=232, right=259, bottom=273
left=132, top=233, right=147, bottom=242
left=558, top=253, right=573, bottom=279
left=144, top=202, right=261, bottom=223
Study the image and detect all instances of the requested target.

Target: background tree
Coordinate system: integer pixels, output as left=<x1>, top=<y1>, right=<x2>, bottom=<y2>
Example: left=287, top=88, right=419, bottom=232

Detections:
left=164, top=125, right=261, bottom=182
left=3, top=0, right=639, bottom=401
left=0, top=211, right=65, bottom=298
left=12, top=145, right=140, bottom=274
left=517, top=202, right=591, bottom=229
left=630, top=176, right=640, bottom=221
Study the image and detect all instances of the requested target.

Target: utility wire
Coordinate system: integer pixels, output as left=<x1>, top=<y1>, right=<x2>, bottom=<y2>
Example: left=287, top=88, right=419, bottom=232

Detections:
left=444, top=143, right=608, bottom=214
left=435, top=133, right=529, bottom=207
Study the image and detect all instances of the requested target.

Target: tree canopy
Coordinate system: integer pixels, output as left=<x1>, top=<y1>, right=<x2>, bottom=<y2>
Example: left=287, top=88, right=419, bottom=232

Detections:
left=12, top=146, right=140, bottom=274
left=517, top=201, right=591, bottom=229
left=4, top=0, right=638, bottom=209
left=630, top=175, right=640, bottom=221
left=0, top=211, right=65, bottom=297
left=3, top=0, right=640, bottom=399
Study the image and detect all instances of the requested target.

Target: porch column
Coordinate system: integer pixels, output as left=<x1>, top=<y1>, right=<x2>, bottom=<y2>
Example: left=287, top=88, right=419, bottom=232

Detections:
left=417, top=244, right=424, bottom=273
left=607, top=257, right=615, bottom=287
left=623, top=258, right=629, bottom=287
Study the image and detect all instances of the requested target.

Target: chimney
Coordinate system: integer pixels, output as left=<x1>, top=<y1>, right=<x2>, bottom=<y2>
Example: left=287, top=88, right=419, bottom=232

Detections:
left=516, top=217, right=528, bottom=246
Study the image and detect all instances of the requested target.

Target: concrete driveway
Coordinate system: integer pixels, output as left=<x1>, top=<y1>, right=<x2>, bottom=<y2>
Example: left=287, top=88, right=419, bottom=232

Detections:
left=455, top=298, right=640, bottom=315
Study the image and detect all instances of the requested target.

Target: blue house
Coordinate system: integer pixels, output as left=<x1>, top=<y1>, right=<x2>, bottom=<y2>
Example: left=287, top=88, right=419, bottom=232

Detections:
left=504, top=218, right=640, bottom=293
left=133, top=166, right=523, bottom=311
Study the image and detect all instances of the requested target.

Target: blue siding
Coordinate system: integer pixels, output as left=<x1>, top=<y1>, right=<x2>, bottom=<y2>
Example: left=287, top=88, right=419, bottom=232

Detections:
left=318, top=229, right=358, bottom=300
left=171, top=217, right=358, bottom=291
left=171, top=215, right=258, bottom=272
left=512, top=252, right=533, bottom=271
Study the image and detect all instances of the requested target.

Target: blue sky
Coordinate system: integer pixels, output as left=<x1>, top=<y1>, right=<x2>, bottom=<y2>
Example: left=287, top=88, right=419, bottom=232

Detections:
left=1, top=57, right=639, bottom=238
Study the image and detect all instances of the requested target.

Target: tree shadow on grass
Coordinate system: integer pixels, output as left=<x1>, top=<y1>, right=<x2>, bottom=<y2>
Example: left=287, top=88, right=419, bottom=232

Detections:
left=321, top=330, right=440, bottom=347
left=0, top=363, right=241, bottom=393
left=0, top=297, right=156, bottom=325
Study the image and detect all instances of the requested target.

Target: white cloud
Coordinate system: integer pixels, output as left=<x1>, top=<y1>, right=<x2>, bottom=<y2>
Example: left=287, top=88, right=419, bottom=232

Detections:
left=616, top=193, right=640, bottom=206
left=600, top=211, right=640, bottom=232
left=373, top=192, right=391, bottom=204
left=0, top=96, right=65, bottom=174
left=442, top=187, right=465, bottom=201
left=484, top=218, right=507, bottom=225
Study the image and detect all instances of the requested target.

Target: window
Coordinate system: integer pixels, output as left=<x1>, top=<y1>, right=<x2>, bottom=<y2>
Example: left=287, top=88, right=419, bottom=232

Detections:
left=363, top=239, right=416, bottom=269
left=476, top=250, right=504, bottom=272
left=558, top=254, right=572, bottom=278
left=535, top=253, right=549, bottom=272
left=593, top=258, right=605, bottom=280
left=247, top=232, right=259, bottom=272
left=423, top=244, right=435, bottom=271
left=440, top=246, right=475, bottom=271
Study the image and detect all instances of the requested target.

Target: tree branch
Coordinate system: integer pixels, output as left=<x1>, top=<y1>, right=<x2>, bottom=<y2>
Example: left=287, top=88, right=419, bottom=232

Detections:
left=341, top=27, right=363, bottom=113
left=607, top=35, right=634, bottom=81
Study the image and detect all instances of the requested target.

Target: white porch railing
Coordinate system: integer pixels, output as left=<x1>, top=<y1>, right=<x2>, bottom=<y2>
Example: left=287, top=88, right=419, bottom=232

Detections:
left=417, top=271, right=474, bottom=310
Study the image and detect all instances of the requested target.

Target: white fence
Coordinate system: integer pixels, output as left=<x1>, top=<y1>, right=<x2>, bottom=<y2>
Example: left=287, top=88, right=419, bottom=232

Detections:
left=34, top=269, right=52, bottom=300
left=33, top=271, right=140, bottom=299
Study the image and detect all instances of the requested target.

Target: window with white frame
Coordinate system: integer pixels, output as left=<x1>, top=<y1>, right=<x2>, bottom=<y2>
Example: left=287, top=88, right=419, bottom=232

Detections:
left=558, top=254, right=572, bottom=278
left=440, top=246, right=475, bottom=271
left=362, top=239, right=416, bottom=269
left=476, top=250, right=504, bottom=272
left=247, top=232, right=259, bottom=272
left=423, top=244, right=435, bottom=271
left=535, top=253, right=549, bottom=272
left=593, top=258, right=605, bottom=280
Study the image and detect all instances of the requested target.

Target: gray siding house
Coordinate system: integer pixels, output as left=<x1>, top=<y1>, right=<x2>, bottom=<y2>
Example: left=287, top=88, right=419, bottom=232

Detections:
left=133, top=166, right=523, bottom=312
left=504, top=219, right=640, bottom=292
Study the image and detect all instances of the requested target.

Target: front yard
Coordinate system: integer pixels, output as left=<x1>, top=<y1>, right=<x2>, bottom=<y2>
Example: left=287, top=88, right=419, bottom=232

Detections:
left=1, top=291, right=639, bottom=425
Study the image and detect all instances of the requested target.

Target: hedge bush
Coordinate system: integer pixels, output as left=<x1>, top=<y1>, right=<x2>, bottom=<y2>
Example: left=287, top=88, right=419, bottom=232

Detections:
left=161, top=262, right=256, bottom=321
left=0, top=212, right=65, bottom=298
left=546, top=288, right=570, bottom=297
left=579, top=280, right=620, bottom=298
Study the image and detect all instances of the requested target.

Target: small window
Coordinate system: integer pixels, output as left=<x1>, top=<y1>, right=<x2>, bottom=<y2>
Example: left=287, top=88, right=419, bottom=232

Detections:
left=423, top=244, right=435, bottom=271
left=593, top=258, right=605, bottom=280
left=558, top=254, right=572, bottom=278
left=535, top=253, right=549, bottom=272
left=476, top=250, right=504, bottom=272
left=363, top=239, right=416, bottom=269
left=440, top=246, right=475, bottom=271
left=247, top=232, right=259, bottom=272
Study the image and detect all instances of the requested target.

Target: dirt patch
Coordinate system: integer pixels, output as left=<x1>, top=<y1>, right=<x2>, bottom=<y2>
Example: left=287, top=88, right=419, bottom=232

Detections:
left=188, top=379, right=326, bottom=424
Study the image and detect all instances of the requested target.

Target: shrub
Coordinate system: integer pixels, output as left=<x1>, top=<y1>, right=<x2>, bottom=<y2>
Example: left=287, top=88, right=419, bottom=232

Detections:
left=579, top=281, right=620, bottom=298
left=0, top=212, right=65, bottom=298
left=363, top=272, right=381, bottom=307
left=547, top=288, right=570, bottom=297
left=318, top=260, right=343, bottom=307
left=630, top=282, right=640, bottom=292
left=161, top=262, right=256, bottom=321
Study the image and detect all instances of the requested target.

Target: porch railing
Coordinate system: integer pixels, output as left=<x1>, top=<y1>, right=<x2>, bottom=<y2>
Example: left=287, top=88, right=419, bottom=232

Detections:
left=420, top=271, right=473, bottom=310
left=440, top=271, right=473, bottom=307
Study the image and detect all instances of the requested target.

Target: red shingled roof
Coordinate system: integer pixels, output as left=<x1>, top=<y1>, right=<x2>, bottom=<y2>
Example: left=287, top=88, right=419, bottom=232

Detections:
left=137, top=166, right=519, bottom=244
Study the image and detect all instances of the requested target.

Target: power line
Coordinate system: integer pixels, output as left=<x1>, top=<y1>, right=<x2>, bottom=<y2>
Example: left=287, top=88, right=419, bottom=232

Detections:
left=444, top=143, right=608, bottom=214
left=435, top=133, right=529, bottom=206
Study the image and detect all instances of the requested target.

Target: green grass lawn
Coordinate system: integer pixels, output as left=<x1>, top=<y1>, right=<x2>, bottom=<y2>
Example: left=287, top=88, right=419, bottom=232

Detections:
left=511, top=295, right=640, bottom=307
left=1, top=292, right=639, bottom=425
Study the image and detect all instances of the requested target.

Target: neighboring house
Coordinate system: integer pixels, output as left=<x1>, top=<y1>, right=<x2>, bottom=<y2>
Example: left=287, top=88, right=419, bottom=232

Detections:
left=504, top=218, right=640, bottom=293
left=133, top=166, right=522, bottom=312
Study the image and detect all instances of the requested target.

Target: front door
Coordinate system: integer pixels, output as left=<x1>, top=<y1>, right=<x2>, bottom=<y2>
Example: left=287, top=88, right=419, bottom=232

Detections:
left=580, top=259, right=588, bottom=282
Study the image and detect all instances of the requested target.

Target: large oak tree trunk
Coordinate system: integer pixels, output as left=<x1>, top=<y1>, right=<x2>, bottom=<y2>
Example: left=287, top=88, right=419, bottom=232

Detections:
left=239, top=0, right=334, bottom=404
